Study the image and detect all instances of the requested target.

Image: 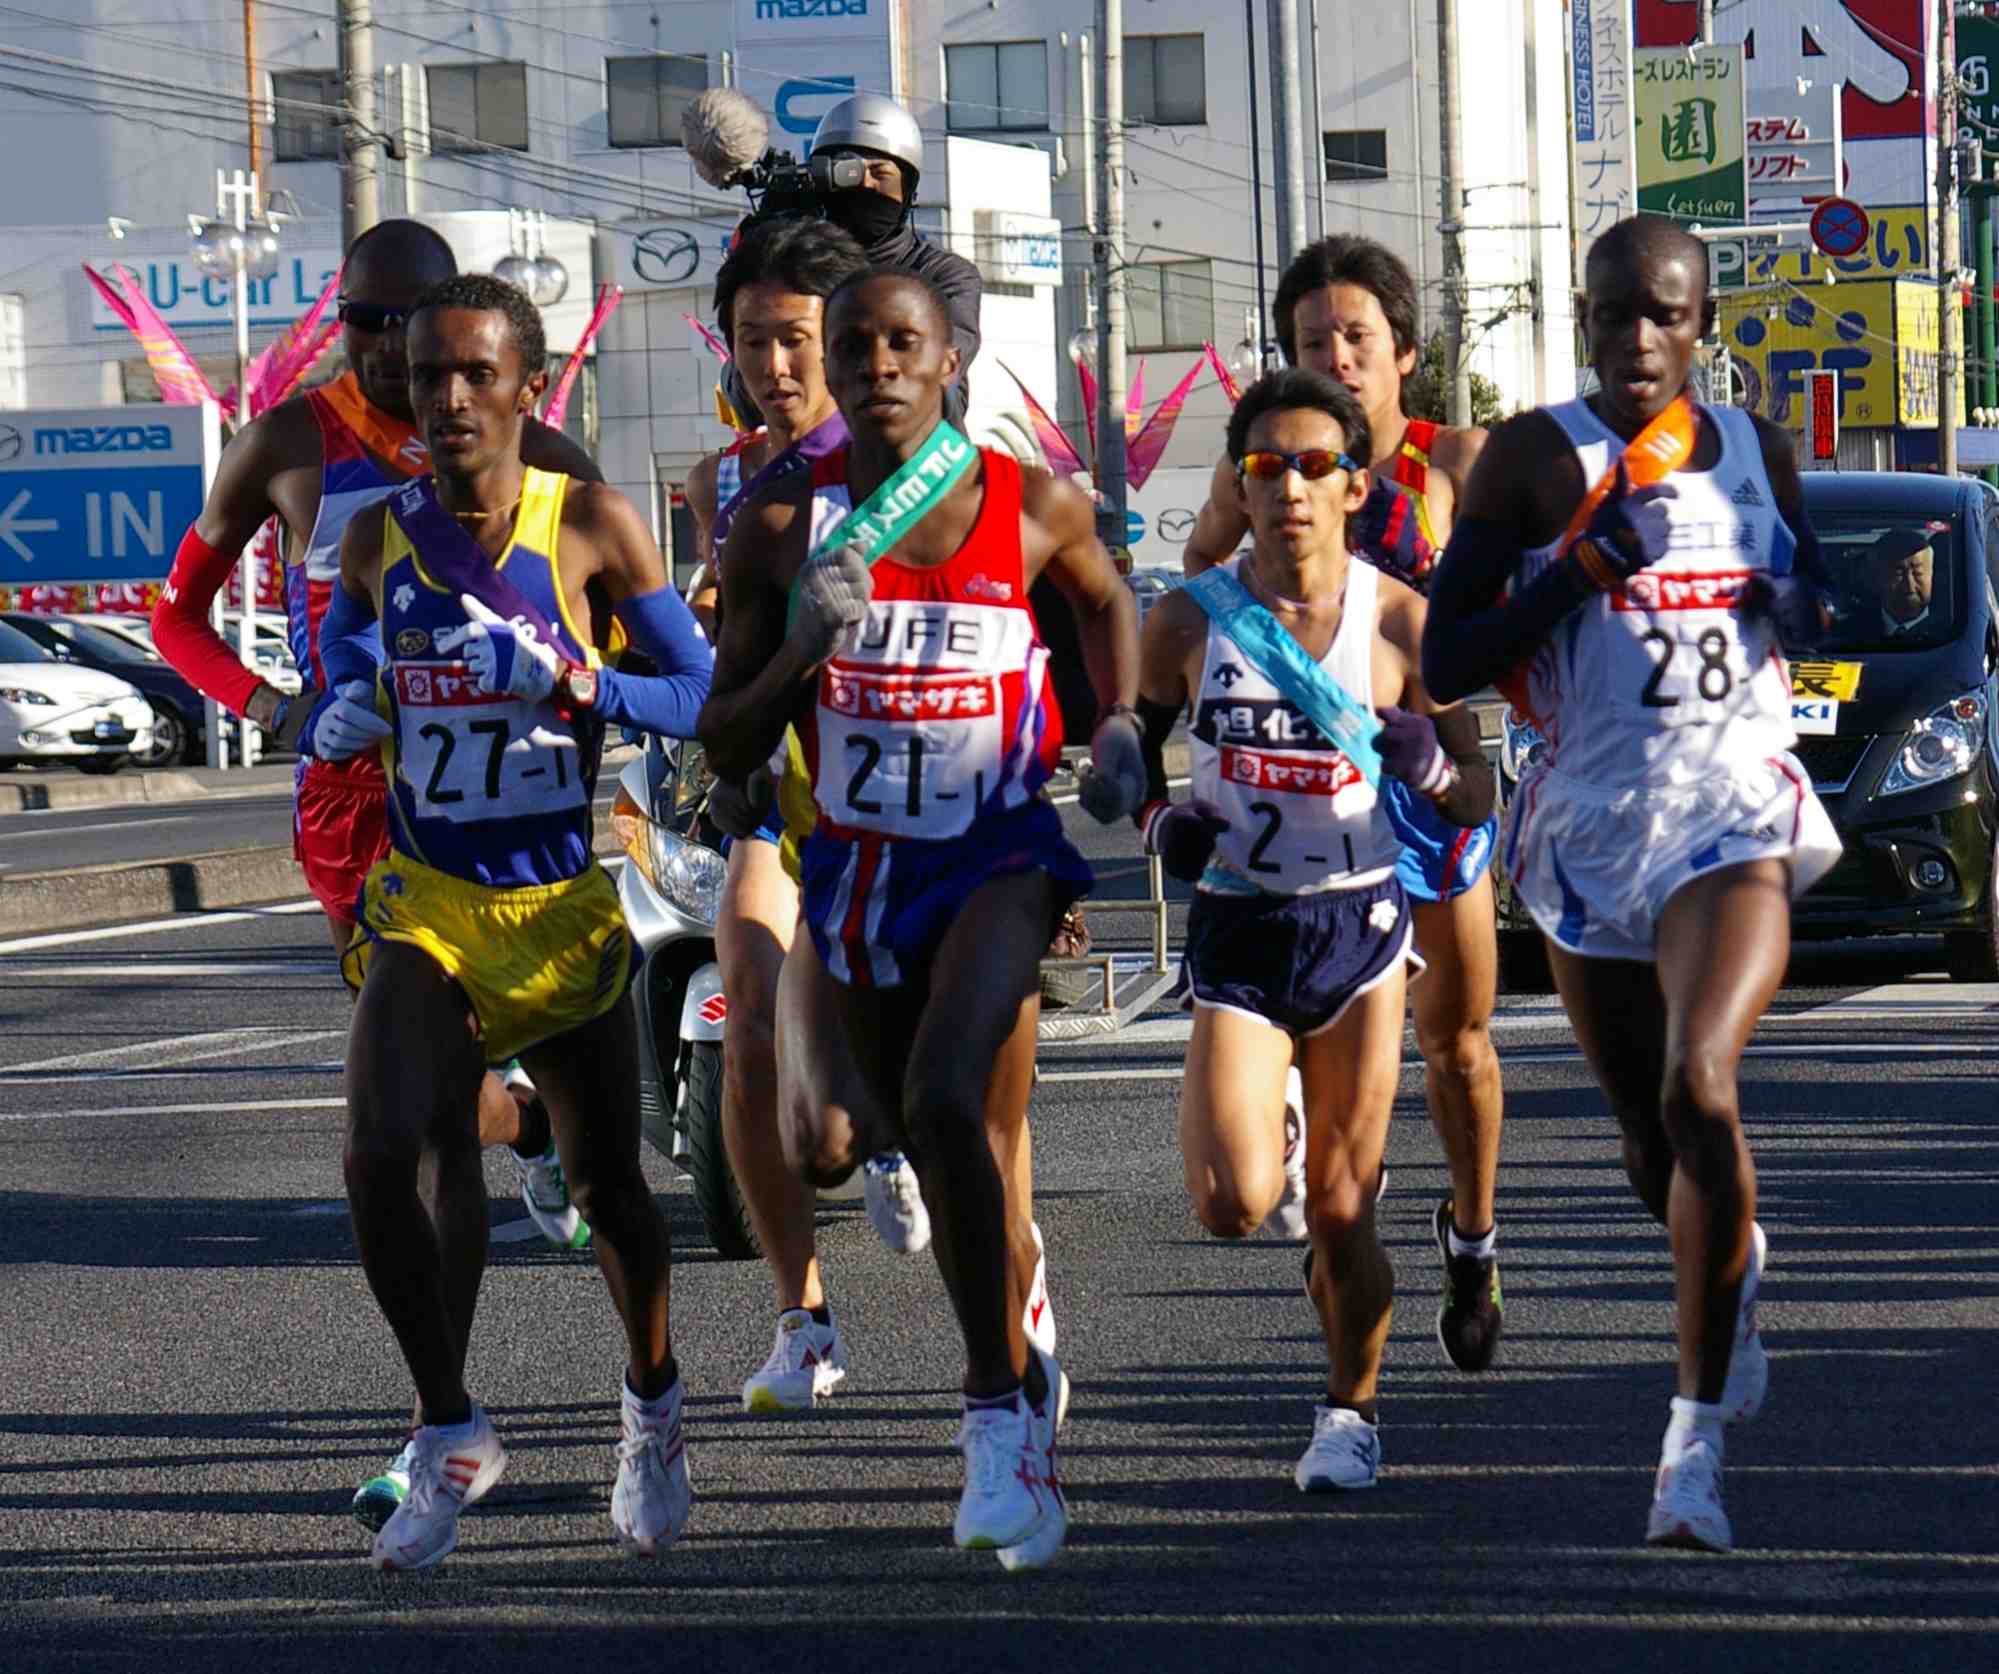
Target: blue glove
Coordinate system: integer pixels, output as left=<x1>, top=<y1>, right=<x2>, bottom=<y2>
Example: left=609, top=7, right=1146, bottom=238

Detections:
left=309, top=679, right=392, bottom=761
left=1568, top=459, right=1678, bottom=591
left=1140, top=797, right=1231, bottom=883
left=1737, top=574, right=1828, bottom=655
left=1373, top=706, right=1454, bottom=797
left=434, top=594, right=562, bottom=701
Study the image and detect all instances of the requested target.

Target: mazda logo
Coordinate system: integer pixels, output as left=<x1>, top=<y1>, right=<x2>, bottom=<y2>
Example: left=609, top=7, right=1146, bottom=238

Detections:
left=0, top=424, right=20, bottom=464
left=1157, top=507, right=1196, bottom=540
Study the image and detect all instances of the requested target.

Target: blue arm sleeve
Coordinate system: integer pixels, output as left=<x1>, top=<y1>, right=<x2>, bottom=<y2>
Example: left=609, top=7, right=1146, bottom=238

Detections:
left=597, top=584, right=715, bottom=740
left=318, top=583, right=382, bottom=689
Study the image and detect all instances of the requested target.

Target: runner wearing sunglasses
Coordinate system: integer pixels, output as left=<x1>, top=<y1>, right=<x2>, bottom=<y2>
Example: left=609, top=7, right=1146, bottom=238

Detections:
left=150, top=219, right=611, bottom=1526
left=1420, top=213, right=1839, bottom=1552
left=1136, top=368, right=1491, bottom=1494
left=698, top=268, right=1144, bottom=1569
left=1179, top=238, right=1507, bottom=1372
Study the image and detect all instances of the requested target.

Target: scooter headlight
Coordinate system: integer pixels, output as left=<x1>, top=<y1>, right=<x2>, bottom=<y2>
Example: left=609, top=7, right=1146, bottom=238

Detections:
left=612, top=783, right=726, bottom=925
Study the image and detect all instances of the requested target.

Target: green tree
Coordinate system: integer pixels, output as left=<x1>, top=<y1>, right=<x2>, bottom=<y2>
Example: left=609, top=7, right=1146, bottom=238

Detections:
left=1402, top=330, right=1508, bottom=427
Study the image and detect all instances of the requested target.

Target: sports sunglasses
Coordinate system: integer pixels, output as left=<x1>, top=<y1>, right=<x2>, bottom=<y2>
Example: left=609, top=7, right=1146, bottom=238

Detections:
left=337, top=298, right=413, bottom=333
left=1236, top=448, right=1362, bottom=482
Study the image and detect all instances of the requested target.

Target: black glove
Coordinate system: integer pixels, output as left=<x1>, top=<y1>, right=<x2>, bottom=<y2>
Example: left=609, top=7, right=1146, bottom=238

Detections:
left=1140, top=798, right=1231, bottom=884
left=1737, top=574, right=1828, bottom=655
left=1567, top=459, right=1678, bottom=591
left=708, top=767, right=776, bottom=839
left=1373, top=706, right=1455, bottom=798
left=1077, top=711, right=1145, bottom=824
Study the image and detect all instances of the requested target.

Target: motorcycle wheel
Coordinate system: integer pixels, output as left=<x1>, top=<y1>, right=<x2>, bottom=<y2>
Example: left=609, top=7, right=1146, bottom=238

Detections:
left=683, top=1039, right=762, bottom=1261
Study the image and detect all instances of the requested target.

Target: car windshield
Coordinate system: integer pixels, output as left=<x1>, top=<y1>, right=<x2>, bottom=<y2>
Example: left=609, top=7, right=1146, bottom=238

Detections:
left=56, top=622, right=155, bottom=663
left=1810, top=514, right=1964, bottom=654
left=0, top=620, right=54, bottom=663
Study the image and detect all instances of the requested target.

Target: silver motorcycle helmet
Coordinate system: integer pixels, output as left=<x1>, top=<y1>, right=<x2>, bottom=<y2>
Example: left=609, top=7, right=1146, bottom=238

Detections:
left=811, top=93, right=925, bottom=200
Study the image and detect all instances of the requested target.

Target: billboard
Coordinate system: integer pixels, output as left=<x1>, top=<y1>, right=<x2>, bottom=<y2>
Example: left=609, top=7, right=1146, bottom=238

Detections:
left=1635, top=45, right=1747, bottom=224
left=1717, top=277, right=1961, bottom=431
left=1572, top=0, right=1639, bottom=282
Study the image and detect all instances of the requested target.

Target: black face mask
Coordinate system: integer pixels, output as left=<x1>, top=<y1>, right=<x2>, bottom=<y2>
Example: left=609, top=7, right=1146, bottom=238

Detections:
left=826, top=188, right=907, bottom=247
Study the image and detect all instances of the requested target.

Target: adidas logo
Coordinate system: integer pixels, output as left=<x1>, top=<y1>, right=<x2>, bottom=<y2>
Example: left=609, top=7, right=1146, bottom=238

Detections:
left=1730, top=479, right=1765, bottom=507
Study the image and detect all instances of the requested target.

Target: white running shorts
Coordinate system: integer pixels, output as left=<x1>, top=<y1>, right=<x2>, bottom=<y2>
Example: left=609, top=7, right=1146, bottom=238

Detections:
left=1502, top=752, right=1841, bottom=962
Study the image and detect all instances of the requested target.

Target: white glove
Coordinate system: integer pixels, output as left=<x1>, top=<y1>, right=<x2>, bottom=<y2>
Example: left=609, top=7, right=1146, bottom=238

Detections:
left=311, top=680, right=392, bottom=761
left=434, top=593, right=562, bottom=701
left=788, top=542, right=874, bottom=666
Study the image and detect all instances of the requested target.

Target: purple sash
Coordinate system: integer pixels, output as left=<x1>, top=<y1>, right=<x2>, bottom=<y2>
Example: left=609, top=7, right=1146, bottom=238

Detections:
left=713, top=410, right=849, bottom=548
left=385, top=474, right=585, bottom=661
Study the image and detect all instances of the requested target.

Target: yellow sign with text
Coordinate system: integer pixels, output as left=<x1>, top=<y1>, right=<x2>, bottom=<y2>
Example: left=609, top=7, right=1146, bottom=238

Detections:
left=1717, top=204, right=1934, bottom=289
left=1718, top=278, right=1962, bottom=432
left=1790, top=661, right=1863, bottom=701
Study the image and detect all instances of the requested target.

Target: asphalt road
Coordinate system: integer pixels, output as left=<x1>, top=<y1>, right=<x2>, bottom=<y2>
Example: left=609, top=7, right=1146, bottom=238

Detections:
left=1, top=801, right=1994, bottom=1673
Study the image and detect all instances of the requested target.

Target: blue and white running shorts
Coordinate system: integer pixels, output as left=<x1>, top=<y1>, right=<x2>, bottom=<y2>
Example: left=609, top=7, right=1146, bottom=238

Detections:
left=1382, top=774, right=1497, bottom=904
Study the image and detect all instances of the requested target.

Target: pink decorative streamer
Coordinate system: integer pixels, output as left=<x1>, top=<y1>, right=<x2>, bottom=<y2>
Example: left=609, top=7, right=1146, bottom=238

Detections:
left=996, top=361, right=1088, bottom=479
left=1073, top=352, right=1100, bottom=469
left=1202, top=342, right=1244, bottom=407
left=238, top=262, right=344, bottom=415
left=1124, top=355, right=1209, bottom=490
left=683, top=312, right=732, bottom=361
left=1125, top=359, right=1147, bottom=438
left=544, top=283, right=623, bottom=431
left=83, top=264, right=220, bottom=409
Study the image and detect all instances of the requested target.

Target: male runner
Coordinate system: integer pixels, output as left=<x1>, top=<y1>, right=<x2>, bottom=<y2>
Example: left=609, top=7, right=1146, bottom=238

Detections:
left=310, top=273, right=712, bottom=1568
left=1421, top=214, right=1840, bottom=1551
left=686, top=220, right=936, bottom=1307
left=1140, top=368, right=1492, bottom=1491
left=1182, top=236, right=1505, bottom=1370
left=152, top=220, right=608, bottom=1527
left=698, top=269, right=1144, bottom=1568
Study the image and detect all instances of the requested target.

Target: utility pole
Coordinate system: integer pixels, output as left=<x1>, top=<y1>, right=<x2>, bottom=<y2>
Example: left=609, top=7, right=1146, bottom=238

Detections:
left=1095, top=0, right=1129, bottom=554
left=243, top=0, right=263, bottom=203
left=1437, top=0, right=1471, bottom=426
left=1244, top=0, right=1271, bottom=365
left=1698, top=0, right=1715, bottom=41
left=1940, top=0, right=1961, bottom=478
left=1307, top=0, right=1327, bottom=243
left=1269, top=0, right=1307, bottom=267
left=337, top=0, right=379, bottom=246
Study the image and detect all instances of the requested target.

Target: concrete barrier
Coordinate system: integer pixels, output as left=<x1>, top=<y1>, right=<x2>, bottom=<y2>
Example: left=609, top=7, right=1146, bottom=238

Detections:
left=0, top=768, right=211, bottom=813
left=0, top=845, right=310, bottom=934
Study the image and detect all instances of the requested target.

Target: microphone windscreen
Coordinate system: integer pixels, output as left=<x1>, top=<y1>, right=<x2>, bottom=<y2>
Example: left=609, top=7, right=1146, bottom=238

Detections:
left=682, top=88, right=770, bottom=189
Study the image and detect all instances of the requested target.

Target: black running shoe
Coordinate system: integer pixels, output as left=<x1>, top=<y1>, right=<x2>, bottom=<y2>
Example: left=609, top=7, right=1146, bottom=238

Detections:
left=1433, top=1198, right=1502, bottom=1372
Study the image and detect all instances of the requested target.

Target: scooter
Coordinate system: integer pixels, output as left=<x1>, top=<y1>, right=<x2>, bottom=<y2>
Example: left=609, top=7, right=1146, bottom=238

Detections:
left=609, top=731, right=861, bottom=1260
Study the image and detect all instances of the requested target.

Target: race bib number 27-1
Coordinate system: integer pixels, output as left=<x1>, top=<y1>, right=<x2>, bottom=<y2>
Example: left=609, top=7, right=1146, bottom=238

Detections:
left=394, top=663, right=587, bottom=825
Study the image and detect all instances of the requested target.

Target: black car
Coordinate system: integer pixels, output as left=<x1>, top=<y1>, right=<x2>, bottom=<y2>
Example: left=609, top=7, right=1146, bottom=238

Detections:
left=1494, top=471, right=1999, bottom=983
left=1, top=613, right=207, bottom=768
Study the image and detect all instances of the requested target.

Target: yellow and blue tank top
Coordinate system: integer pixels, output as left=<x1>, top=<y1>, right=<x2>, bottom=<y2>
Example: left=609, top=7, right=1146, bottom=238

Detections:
left=375, top=467, right=602, bottom=889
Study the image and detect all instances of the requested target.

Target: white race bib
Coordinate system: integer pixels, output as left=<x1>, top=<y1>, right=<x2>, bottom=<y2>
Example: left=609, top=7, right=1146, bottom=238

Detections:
left=814, top=667, right=1004, bottom=840
left=393, top=662, right=588, bottom=826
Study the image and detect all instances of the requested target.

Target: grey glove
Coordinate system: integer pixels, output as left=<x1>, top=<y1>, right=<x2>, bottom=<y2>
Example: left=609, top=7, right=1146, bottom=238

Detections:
left=708, top=766, right=776, bottom=839
left=1077, top=711, right=1146, bottom=824
left=789, top=541, right=874, bottom=666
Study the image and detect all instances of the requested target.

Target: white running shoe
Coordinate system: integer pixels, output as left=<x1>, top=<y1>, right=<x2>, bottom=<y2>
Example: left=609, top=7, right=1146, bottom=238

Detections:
left=611, top=1377, right=693, bottom=1557
left=1720, top=1221, right=1768, bottom=1424
left=1293, top=1404, right=1381, bottom=1492
left=863, top=1151, right=931, bottom=1255
left=953, top=1394, right=1048, bottom=1551
left=1263, top=1072, right=1308, bottom=1241
left=351, top=1435, right=416, bottom=1532
left=997, top=1348, right=1070, bottom=1573
left=1023, top=1222, right=1057, bottom=1357
left=1646, top=1436, right=1732, bottom=1553
left=370, top=1404, right=507, bottom=1571
left=742, top=1309, right=848, bottom=1413
left=514, top=1142, right=591, bottom=1252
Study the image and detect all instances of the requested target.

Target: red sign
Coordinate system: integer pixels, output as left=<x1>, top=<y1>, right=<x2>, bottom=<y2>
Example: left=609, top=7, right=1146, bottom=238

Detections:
left=1612, top=570, right=1756, bottom=612
left=1808, top=369, right=1840, bottom=461
left=697, top=992, right=729, bottom=1026
left=1219, top=746, right=1363, bottom=798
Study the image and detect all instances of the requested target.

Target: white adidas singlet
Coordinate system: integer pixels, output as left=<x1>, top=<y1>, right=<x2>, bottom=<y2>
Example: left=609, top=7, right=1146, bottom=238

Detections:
left=1188, top=554, right=1400, bottom=895
left=1515, top=400, right=1796, bottom=789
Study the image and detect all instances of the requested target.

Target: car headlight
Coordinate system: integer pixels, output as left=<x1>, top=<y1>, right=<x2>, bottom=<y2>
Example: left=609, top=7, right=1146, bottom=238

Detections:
left=1880, top=690, right=1987, bottom=798
left=1499, top=712, right=1550, bottom=780
left=612, top=783, right=726, bottom=925
left=0, top=687, right=56, bottom=705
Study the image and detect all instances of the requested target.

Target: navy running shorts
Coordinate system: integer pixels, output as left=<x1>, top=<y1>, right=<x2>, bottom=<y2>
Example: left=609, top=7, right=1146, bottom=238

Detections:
left=1183, top=874, right=1418, bottom=1037
left=800, top=798, right=1093, bottom=990
left=1381, top=775, right=1497, bottom=905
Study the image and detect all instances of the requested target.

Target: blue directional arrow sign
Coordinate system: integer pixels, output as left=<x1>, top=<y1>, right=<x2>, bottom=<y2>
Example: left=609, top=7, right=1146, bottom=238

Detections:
left=0, top=404, right=219, bottom=585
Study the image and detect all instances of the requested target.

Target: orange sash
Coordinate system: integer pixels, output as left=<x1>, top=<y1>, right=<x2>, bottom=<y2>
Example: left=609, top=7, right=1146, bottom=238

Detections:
left=1498, top=395, right=1699, bottom=718
left=316, top=371, right=430, bottom=474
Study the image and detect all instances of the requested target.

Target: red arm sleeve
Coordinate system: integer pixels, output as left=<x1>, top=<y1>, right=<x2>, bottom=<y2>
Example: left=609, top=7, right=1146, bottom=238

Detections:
left=151, top=524, right=262, bottom=715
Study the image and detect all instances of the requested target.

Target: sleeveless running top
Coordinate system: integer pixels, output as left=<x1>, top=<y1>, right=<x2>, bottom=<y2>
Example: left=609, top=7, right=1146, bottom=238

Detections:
left=375, top=468, right=601, bottom=888
left=710, top=428, right=766, bottom=548
left=294, top=386, right=424, bottom=785
left=1350, top=416, right=1442, bottom=592
left=1188, top=553, right=1400, bottom=895
left=1516, top=399, right=1796, bottom=790
left=802, top=447, right=1062, bottom=842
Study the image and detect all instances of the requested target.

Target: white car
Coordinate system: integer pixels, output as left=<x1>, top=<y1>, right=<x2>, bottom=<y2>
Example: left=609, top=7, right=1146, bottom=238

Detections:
left=0, top=618, right=153, bottom=773
left=68, top=611, right=304, bottom=697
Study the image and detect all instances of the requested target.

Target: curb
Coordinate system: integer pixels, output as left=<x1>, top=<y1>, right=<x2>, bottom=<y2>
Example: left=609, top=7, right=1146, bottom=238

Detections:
left=0, top=845, right=307, bottom=934
left=0, top=769, right=213, bottom=814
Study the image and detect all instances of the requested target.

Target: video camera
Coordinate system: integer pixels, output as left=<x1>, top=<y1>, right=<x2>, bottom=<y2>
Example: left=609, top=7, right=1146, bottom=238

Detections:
left=736, top=148, right=868, bottom=226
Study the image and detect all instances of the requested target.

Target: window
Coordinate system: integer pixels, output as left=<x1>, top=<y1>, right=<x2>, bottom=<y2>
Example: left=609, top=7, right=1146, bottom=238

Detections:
left=426, top=61, right=530, bottom=153
left=606, top=54, right=706, bottom=149
left=946, top=41, right=1048, bottom=132
left=1125, top=34, right=1205, bottom=126
left=271, top=68, right=342, bottom=162
left=1323, top=128, right=1388, bottom=184
left=1127, top=259, right=1213, bottom=351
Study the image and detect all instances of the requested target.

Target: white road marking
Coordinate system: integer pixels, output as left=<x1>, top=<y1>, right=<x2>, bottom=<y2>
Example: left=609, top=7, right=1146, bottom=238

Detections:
left=0, top=1026, right=346, bottom=1076
left=0, top=898, right=320, bottom=954
left=3, top=959, right=338, bottom=979
left=0, top=1096, right=346, bottom=1121
left=0, top=815, right=199, bottom=843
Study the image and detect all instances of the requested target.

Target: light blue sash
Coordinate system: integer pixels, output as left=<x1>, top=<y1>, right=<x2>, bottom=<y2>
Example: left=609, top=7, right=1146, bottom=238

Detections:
left=1182, top=566, right=1382, bottom=787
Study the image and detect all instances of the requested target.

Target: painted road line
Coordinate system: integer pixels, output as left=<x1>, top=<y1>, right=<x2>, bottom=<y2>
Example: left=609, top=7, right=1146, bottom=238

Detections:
left=0, top=959, right=340, bottom=979
left=0, top=898, right=321, bottom=954
left=0, top=1096, right=348, bottom=1121
left=1, top=1026, right=346, bottom=1075
left=0, top=815, right=200, bottom=843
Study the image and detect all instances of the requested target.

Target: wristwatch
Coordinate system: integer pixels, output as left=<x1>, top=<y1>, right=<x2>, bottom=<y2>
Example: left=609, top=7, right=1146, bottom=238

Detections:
left=554, top=661, right=598, bottom=712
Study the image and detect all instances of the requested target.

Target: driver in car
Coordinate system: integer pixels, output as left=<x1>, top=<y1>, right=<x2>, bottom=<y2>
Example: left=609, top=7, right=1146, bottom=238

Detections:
left=1866, top=528, right=1936, bottom=637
